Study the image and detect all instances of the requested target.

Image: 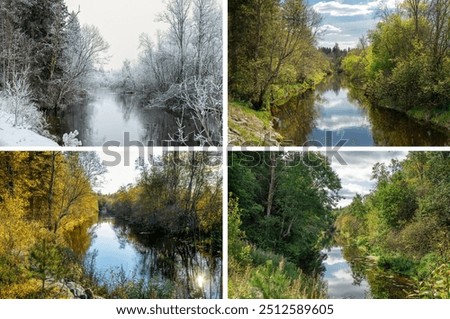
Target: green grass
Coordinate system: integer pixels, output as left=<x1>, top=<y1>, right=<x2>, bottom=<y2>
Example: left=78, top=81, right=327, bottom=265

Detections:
left=230, top=100, right=272, bottom=126
left=229, top=248, right=326, bottom=299
left=228, top=100, right=282, bottom=145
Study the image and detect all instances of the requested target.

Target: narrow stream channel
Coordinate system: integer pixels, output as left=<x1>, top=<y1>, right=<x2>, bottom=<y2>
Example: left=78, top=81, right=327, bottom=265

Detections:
left=272, top=77, right=449, bottom=146
left=322, top=247, right=371, bottom=298
left=322, top=246, right=416, bottom=299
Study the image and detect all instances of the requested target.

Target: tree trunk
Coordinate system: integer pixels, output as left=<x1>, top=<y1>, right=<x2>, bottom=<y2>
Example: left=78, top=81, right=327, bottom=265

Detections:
left=266, top=157, right=276, bottom=217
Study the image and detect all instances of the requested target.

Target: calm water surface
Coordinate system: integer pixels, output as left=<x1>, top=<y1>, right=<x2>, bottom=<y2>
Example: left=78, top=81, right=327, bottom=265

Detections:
left=87, top=218, right=222, bottom=299
left=273, top=78, right=449, bottom=146
left=50, top=89, right=197, bottom=146
left=322, top=247, right=371, bottom=298
left=322, top=246, right=415, bottom=299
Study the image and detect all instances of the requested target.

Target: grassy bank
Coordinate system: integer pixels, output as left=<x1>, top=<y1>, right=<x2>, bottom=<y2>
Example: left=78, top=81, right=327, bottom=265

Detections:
left=228, top=100, right=283, bottom=146
left=228, top=197, right=327, bottom=299
left=229, top=248, right=326, bottom=299
left=228, top=72, right=329, bottom=146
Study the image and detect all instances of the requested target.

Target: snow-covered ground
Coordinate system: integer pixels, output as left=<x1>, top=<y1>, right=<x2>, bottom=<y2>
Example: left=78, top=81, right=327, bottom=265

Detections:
left=0, top=111, right=59, bottom=146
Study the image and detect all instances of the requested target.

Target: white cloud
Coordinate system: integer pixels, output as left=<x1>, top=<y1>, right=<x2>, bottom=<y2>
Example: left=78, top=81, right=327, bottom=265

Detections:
left=315, top=114, right=370, bottom=131
left=317, top=24, right=342, bottom=34
left=332, top=268, right=354, bottom=281
left=313, top=1, right=397, bottom=17
left=320, top=98, right=343, bottom=108
left=323, top=255, right=346, bottom=265
left=313, top=1, right=373, bottom=17
left=345, top=182, right=371, bottom=195
left=327, top=151, right=408, bottom=207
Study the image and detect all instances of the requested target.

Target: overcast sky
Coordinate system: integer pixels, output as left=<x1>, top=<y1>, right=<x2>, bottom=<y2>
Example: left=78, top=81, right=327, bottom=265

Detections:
left=64, top=1, right=398, bottom=68
left=95, top=149, right=141, bottom=194
left=65, top=0, right=167, bottom=70
left=328, top=151, right=407, bottom=207
left=311, top=0, right=398, bottom=49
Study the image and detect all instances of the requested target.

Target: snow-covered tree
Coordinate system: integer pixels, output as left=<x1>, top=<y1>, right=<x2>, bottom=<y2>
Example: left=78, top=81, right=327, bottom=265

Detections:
left=54, top=16, right=109, bottom=109
left=135, top=0, right=222, bottom=145
left=78, top=151, right=108, bottom=187
left=120, top=59, right=137, bottom=93
left=158, top=0, right=192, bottom=83
left=176, top=76, right=222, bottom=146
left=62, top=130, right=82, bottom=147
left=192, top=0, right=222, bottom=80
left=1, top=71, right=46, bottom=133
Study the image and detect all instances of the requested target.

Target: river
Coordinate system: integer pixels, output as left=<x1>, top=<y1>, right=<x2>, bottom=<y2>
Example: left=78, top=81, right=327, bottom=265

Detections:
left=272, top=77, right=449, bottom=146
left=48, top=89, right=198, bottom=146
left=85, top=217, right=222, bottom=299
left=322, top=246, right=415, bottom=299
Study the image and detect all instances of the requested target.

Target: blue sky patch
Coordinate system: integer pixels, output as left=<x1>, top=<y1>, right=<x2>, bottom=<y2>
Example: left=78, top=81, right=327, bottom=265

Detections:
left=310, top=0, right=397, bottom=48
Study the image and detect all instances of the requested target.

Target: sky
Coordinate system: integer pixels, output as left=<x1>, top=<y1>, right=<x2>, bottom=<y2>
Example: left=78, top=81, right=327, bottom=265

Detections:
left=63, top=1, right=398, bottom=68
left=310, top=0, right=398, bottom=49
left=65, top=0, right=167, bottom=70
left=95, top=149, right=141, bottom=194
left=328, top=151, right=408, bottom=207
left=94, top=149, right=409, bottom=206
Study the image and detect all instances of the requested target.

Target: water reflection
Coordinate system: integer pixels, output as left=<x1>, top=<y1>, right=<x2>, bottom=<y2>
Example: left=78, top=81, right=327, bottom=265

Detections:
left=273, top=77, right=449, bottom=146
left=87, top=218, right=222, bottom=299
left=322, top=247, right=371, bottom=298
left=49, top=89, right=198, bottom=146
left=322, top=246, right=415, bottom=299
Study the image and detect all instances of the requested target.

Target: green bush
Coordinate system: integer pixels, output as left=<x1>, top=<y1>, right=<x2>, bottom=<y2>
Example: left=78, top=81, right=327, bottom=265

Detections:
left=378, top=254, right=416, bottom=276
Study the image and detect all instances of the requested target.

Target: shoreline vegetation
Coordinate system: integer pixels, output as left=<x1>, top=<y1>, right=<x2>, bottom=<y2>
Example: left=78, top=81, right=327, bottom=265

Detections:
left=334, top=152, right=449, bottom=299
left=0, top=151, right=222, bottom=299
left=228, top=152, right=341, bottom=298
left=228, top=0, right=330, bottom=145
left=228, top=151, right=449, bottom=299
left=0, top=0, right=223, bottom=146
left=337, top=0, right=450, bottom=132
left=228, top=0, right=449, bottom=145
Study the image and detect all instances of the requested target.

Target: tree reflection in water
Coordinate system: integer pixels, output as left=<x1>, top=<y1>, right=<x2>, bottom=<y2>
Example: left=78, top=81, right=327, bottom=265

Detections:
left=272, top=76, right=449, bottom=146
left=323, top=243, right=416, bottom=299
left=83, top=218, right=222, bottom=298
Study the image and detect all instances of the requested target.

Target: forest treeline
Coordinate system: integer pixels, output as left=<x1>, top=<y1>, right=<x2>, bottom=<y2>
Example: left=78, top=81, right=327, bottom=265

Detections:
left=228, top=152, right=341, bottom=298
left=341, top=0, right=450, bottom=127
left=0, top=0, right=108, bottom=110
left=229, top=0, right=330, bottom=110
left=0, top=151, right=101, bottom=298
left=0, top=0, right=222, bottom=146
left=115, top=0, right=223, bottom=145
left=100, top=152, right=222, bottom=246
left=0, top=0, right=109, bottom=142
left=335, top=152, right=449, bottom=298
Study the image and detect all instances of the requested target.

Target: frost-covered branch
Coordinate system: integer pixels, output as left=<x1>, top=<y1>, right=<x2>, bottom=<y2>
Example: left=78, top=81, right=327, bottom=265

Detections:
left=0, top=71, right=47, bottom=134
left=63, top=130, right=82, bottom=147
left=173, top=76, right=222, bottom=146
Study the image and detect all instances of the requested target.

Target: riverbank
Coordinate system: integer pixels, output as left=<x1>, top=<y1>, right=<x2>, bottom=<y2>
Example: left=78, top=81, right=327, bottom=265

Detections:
left=0, top=111, right=58, bottom=146
left=228, top=100, right=283, bottom=146
left=407, top=107, right=450, bottom=131
left=343, top=76, right=450, bottom=133
left=365, top=95, right=450, bottom=133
